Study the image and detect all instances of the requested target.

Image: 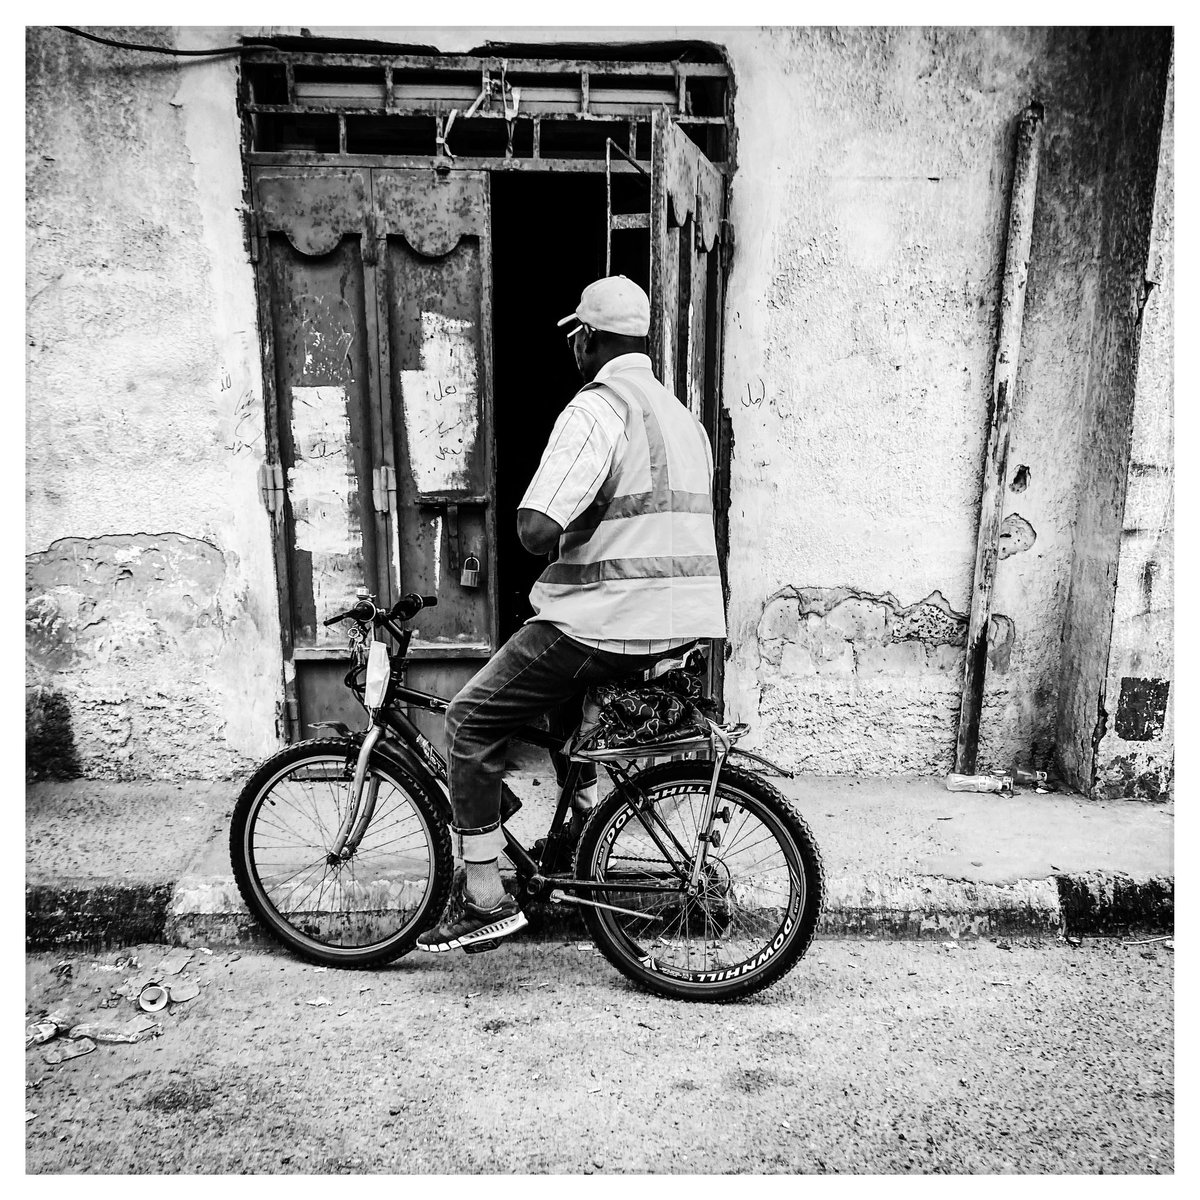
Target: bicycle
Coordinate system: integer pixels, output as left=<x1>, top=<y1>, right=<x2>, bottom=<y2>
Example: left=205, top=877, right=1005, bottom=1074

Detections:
left=230, top=592, right=825, bottom=1002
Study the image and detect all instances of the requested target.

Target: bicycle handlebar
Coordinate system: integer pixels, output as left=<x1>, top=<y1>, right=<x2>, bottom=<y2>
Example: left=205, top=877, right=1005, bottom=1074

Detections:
left=321, top=593, right=438, bottom=627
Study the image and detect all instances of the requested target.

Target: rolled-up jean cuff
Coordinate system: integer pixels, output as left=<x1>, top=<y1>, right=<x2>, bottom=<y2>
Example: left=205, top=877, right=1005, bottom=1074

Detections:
left=453, top=825, right=507, bottom=862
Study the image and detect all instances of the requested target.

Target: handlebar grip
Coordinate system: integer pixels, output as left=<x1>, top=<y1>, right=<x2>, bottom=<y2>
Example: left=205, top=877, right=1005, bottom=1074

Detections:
left=323, top=600, right=376, bottom=627
left=386, top=593, right=439, bottom=623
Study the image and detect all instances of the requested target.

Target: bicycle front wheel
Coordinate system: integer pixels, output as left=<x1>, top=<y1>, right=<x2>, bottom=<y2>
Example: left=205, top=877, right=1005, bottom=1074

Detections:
left=230, top=738, right=452, bottom=967
left=575, top=761, right=824, bottom=1001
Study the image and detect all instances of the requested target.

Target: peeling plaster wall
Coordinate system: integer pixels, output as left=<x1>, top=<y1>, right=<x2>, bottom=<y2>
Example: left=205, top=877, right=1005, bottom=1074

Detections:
left=371, top=25, right=1171, bottom=779
left=716, top=26, right=1173, bottom=774
left=26, top=24, right=1173, bottom=788
left=1055, top=33, right=1172, bottom=796
left=1092, top=57, right=1174, bottom=802
left=26, top=27, right=281, bottom=779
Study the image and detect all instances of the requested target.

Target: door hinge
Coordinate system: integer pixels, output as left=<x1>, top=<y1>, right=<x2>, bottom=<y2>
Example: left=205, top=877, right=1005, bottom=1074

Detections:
left=245, top=210, right=262, bottom=264
left=371, top=465, right=397, bottom=516
left=258, top=460, right=286, bottom=514
left=285, top=696, right=301, bottom=742
left=362, top=213, right=384, bottom=266
left=719, top=218, right=735, bottom=269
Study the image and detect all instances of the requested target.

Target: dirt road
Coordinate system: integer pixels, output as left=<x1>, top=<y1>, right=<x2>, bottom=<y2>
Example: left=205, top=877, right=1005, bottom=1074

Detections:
left=25, top=936, right=1172, bottom=1173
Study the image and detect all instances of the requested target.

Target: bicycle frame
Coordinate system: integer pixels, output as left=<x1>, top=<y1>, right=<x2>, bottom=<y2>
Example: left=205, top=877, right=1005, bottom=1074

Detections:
left=327, top=608, right=795, bottom=915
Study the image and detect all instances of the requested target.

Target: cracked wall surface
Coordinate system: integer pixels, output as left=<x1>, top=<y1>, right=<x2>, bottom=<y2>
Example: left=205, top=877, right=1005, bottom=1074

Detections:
left=1056, top=34, right=1172, bottom=796
left=25, top=26, right=1173, bottom=791
left=1093, top=57, right=1174, bottom=802
left=26, top=28, right=281, bottom=778
left=715, top=27, right=1171, bottom=777
left=756, top=587, right=1017, bottom=773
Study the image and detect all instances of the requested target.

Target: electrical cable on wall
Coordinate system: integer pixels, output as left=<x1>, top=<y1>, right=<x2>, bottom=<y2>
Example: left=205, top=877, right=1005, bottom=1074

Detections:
left=56, top=25, right=279, bottom=57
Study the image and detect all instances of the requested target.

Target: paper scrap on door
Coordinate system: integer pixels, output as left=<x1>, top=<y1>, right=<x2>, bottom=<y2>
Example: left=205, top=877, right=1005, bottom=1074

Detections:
left=399, top=312, right=479, bottom=493
left=288, top=385, right=366, bottom=641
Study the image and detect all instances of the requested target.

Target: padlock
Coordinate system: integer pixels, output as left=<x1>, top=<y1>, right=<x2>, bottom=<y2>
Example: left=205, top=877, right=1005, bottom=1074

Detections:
left=460, top=554, right=481, bottom=588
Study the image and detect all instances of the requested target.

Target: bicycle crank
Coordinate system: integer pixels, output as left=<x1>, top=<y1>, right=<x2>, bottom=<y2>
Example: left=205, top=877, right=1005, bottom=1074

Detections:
left=548, top=889, right=662, bottom=924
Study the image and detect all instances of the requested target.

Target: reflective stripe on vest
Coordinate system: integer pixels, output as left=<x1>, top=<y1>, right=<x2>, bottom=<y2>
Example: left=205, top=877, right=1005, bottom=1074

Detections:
left=546, top=373, right=717, bottom=576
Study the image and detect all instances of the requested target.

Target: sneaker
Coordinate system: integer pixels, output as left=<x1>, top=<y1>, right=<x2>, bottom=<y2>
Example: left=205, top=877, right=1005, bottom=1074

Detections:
left=415, top=870, right=528, bottom=954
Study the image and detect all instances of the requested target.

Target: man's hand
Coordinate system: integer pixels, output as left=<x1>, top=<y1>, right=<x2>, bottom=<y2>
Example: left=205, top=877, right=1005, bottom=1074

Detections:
left=518, top=508, right=563, bottom=557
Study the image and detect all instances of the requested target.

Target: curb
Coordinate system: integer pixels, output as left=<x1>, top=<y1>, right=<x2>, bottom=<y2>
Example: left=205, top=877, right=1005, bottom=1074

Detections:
left=26, top=870, right=1174, bottom=953
left=26, top=882, right=176, bottom=951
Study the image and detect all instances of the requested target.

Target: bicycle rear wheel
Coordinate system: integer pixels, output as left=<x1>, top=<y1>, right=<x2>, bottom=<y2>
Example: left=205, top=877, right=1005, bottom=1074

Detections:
left=230, top=738, right=452, bottom=967
left=575, top=761, right=824, bottom=1001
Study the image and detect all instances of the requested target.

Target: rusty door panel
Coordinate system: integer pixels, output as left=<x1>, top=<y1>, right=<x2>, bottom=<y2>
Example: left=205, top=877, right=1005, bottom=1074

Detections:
left=373, top=168, right=497, bottom=747
left=649, top=115, right=730, bottom=710
left=256, top=170, right=379, bottom=652
left=375, top=170, right=495, bottom=650
left=252, top=167, right=390, bottom=740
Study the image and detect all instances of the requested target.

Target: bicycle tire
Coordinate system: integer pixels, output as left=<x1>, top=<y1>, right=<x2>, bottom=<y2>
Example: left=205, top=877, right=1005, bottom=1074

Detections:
left=230, top=738, right=453, bottom=968
left=575, top=761, right=824, bottom=1002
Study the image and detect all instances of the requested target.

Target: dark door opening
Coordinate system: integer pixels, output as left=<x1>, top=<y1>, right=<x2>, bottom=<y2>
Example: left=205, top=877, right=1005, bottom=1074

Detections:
left=491, top=171, right=652, bottom=641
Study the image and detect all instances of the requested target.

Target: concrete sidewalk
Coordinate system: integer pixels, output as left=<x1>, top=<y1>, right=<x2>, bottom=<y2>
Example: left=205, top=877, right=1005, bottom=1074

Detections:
left=26, top=763, right=1173, bottom=951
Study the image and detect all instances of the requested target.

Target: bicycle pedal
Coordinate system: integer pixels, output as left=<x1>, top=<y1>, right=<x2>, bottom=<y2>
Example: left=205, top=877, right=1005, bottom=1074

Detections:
left=463, top=938, right=502, bottom=955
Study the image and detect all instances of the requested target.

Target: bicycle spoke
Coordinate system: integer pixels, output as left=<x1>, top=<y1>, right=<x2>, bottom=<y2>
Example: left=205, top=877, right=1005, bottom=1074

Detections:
left=243, top=753, right=443, bottom=954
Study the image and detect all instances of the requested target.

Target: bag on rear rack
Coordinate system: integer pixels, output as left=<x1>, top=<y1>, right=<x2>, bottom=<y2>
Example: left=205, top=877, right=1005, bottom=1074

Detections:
left=583, top=651, right=718, bottom=750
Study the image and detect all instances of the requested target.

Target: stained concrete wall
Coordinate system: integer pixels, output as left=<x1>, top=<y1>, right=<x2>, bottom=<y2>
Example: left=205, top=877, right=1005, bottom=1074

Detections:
left=26, top=25, right=1173, bottom=789
left=1091, top=56, right=1174, bottom=801
left=1055, top=32, right=1172, bottom=797
left=26, top=27, right=281, bottom=779
left=718, top=26, right=1172, bottom=776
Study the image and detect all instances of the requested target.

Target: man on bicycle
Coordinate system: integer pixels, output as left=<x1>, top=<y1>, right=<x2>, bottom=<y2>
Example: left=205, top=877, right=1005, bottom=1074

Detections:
left=417, top=275, right=727, bottom=954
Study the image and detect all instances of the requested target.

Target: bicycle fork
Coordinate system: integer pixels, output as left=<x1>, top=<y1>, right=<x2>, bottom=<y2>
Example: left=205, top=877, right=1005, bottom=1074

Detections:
left=330, top=724, right=384, bottom=860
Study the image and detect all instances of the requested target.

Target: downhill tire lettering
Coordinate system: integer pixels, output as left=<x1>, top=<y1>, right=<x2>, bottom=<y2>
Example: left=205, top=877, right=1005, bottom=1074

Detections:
left=574, top=761, right=825, bottom=1002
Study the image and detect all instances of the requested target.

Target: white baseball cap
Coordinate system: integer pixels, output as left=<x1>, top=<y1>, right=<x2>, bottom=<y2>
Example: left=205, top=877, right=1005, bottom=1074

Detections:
left=557, top=275, right=650, bottom=338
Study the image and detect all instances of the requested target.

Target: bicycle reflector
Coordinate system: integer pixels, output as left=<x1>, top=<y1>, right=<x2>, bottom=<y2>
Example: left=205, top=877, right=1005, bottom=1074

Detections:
left=364, top=641, right=391, bottom=709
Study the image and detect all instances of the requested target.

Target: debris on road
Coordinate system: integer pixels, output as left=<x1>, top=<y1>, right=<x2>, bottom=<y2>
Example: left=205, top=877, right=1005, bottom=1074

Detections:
left=67, top=1016, right=161, bottom=1044
left=306, top=996, right=332, bottom=1007
left=43, top=1037, right=96, bottom=1065
left=167, top=980, right=200, bottom=1004
left=26, top=1010, right=73, bottom=1049
left=156, top=950, right=194, bottom=976
left=138, top=985, right=170, bottom=1013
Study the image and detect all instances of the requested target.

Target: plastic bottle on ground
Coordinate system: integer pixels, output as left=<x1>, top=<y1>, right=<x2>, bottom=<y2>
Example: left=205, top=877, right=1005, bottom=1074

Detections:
left=944, top=773, right=1013, bottom=794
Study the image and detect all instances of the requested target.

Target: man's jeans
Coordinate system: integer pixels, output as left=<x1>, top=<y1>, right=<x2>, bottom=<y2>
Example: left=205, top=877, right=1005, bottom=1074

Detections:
left=445, top=621, right=674, bottom=862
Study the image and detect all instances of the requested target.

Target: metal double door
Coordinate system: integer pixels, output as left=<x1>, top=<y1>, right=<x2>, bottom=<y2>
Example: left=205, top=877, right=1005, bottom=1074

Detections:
left=252, top=116, right=730, bottom=743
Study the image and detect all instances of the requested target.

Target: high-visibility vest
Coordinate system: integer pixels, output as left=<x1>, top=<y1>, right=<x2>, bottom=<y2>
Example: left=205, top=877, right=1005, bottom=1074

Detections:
left=528, top=364, right=728, bottom=642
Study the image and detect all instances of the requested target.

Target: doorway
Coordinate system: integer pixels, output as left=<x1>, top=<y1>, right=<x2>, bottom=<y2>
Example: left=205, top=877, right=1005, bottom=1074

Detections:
left=491, top=171, right=653, bottom=641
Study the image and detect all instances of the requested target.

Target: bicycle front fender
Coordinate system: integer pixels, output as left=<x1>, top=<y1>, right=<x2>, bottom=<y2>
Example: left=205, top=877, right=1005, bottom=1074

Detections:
left=314, top=727, right=453, bottom=827
left=371, top=735, right=454, bottom=825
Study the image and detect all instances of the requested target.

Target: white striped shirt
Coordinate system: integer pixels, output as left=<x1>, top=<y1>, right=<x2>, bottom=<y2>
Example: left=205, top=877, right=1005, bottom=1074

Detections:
left=520, top=354, right=694, bottom=655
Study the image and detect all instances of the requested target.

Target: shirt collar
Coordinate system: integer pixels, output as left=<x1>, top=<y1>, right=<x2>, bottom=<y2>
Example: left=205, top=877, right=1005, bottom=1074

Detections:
left=595, top=352, right=652, bottom=382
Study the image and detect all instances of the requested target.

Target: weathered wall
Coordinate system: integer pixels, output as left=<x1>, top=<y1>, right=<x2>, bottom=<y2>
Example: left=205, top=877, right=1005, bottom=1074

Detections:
left=1055, top=32, right=1172, bottom=795
left=26, top=25, right=1173, bottom=789
left=26, top=27, right=281, bottom=779
left=716, top=26, right=1175, bottom=775
left=1092, top=55, right=1174, bottom=801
